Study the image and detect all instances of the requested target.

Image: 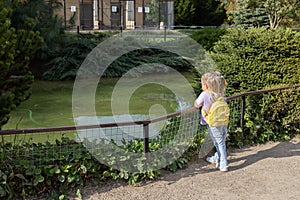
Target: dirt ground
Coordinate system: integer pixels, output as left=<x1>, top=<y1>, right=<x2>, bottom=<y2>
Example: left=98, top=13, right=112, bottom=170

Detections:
left=77, top=136, right=300, bottom=200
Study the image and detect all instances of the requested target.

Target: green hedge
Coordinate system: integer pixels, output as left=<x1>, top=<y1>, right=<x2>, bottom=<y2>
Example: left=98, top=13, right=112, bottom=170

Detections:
left=210, top=28, right=300, bottom=145
left=211, top=28, right=300, bottom=95
left=189, top=28, right=227, bottom=51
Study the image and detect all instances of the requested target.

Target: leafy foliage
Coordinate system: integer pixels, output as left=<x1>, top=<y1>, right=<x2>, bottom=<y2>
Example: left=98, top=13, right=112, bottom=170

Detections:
left=190, top=28, right=227, bottom=51
left=174, top=0, right=196, bottom=25
left=11, top=0, right=64, bottom=60
left=212, top=28, right=300, bottom=94
left=262, top=0, right=300, bottom=28
left=221, top=0, right=300, bottom=28
left=231, top=6, right=269, bottom=28
left=42, top=33, right=105, bottom=80
left=42, top=33, right=194, bottom=80
left=0, top=118, right=206, bottom=198
left=0, top=1, right=43, bottom=129
left=211, top=28, right=300, bottom=144
left=174, top=0, right=226, bottom=26
left=106, top=48, right=194, bottom=77
left=189, top=28, right=227, bottom=95
left=243, top=89, right=300, bottom=144
left=0, top=137, right=105, bottom=199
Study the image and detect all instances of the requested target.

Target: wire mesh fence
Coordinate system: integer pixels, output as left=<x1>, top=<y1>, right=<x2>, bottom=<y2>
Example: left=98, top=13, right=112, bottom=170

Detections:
left=1, top=85, right=299, bottom=169
left=0, top=108, right=203, bottom=169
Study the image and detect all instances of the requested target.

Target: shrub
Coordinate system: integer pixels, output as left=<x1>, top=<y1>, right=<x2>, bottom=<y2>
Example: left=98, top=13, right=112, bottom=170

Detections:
left=42, top=32, right=193, bottom=80
left=0, top=137, right=105, bottom=199
left=211, top=28, right=300, bottom=95
left=211, top=28, right=300, bottom=144
left=42, top=32, right=112, bottom=80
left=189, top=28, right=227, bottom=51
left=0, top=118, right=205, bottom=198
left=106, top=48, right=194, bottom=77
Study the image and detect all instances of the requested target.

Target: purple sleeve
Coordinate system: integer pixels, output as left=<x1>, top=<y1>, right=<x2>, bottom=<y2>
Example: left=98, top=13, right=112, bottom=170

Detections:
left=195, top=91, right=214, bottom=125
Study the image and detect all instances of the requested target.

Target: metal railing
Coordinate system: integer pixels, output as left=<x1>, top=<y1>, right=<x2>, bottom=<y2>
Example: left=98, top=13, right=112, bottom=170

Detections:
left=0, top=106, right=200, bottom=154
left=226, top=84, right=300, bottom=138
left=1, top=84, right=299, bottom=154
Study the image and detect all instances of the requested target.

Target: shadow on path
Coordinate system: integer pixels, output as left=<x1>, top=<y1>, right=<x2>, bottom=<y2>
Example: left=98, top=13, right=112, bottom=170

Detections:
left=78, top=137, right=300, bottom=199
left=159, top=137, right=300, bottom=183
left=228, top=137, right=300, bottom=171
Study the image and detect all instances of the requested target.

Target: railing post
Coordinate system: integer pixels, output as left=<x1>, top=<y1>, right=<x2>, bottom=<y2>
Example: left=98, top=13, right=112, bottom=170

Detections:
left=119, top=25, right=123, bottom=37
left=77, top=25, right=80, bottom=34
left=240, top=96, right=246, bottom=139
left=143, top=123, right=149, bottom=153
left=164, top=26, right=167, bottom=42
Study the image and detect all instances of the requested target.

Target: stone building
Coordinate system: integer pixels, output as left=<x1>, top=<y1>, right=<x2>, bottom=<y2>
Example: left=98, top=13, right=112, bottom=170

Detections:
left=59, top=0, right=174, bottom=30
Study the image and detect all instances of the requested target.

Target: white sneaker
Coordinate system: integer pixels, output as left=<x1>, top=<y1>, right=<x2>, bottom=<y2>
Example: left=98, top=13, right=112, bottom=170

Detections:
left=206, top=156, right=216, bottom=164
left=219, top=168, right=228, bottom=172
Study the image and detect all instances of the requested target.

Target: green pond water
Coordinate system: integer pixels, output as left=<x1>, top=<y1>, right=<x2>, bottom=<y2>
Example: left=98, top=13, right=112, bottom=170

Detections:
left=3, top=73, right=196, bottom=130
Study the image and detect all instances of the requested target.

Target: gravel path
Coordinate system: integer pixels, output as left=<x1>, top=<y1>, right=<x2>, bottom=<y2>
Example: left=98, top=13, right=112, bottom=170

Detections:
left=78, top=136, right=300, bottom=200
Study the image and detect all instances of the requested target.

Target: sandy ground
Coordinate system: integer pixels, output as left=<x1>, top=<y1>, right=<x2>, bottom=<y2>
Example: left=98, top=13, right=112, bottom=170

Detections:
left=78, top=136, right=300, bottom=200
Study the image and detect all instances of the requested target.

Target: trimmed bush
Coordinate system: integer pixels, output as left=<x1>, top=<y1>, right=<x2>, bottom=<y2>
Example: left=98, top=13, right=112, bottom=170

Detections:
left=211, top=28, right=300, bottom=95
left=210, top=28, right=300, bottom=144
left=189, top=28, right=227, bottom=51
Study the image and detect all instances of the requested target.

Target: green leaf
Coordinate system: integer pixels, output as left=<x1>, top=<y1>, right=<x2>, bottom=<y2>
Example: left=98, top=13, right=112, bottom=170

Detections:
left=33, top=175, right=44, bottom=186
left=0, top=172, right=7, bottom=182
left=58, top=175, right=65, bottom=182
left=76, top=189, right=82, bottom=200
left=34, top=168, right=42, bottom=175
left=0, top=186, right=6, bottom=197
left=59, top=195, right=65, bottom=200
left=61, top=165, right=72, bottom=173
left=67, top=175, right=75, bottom=183
left=25, top=167, right=35, bottom=176
left=103, top=171, right=111, bottom=177
left=80, top=165, right=87, bottom=174
left=15, top=174, right=26, bottom=180
left=50, top=166, right=61, bottom=174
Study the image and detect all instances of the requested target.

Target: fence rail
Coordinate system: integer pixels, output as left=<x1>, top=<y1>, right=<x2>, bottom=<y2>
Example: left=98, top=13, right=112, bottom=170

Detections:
left=225, top=84, right=300, bottom=101
left=0, top=107, right=196, bottom=135
left=1, top=84, right=299, bottom=153
left=226, top=84, right=300, bottom=136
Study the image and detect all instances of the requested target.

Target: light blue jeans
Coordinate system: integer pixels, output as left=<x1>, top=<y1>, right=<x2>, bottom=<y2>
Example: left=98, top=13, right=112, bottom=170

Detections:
left=207, top=126, right=228, bottom=170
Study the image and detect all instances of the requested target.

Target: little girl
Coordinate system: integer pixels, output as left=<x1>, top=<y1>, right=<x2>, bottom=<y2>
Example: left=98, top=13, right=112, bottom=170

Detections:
left=194, top=71, right=228, bottom=172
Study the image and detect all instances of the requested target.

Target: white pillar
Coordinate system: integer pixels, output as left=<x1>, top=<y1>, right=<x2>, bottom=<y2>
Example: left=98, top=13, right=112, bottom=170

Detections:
left=93, top=0, right=99, bottom=29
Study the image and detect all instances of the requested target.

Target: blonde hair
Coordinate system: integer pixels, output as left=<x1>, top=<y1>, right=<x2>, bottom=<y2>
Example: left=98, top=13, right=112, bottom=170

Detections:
left=202, top=71, right=227, bottom=96
left=201, top=72, right=213, bottom=84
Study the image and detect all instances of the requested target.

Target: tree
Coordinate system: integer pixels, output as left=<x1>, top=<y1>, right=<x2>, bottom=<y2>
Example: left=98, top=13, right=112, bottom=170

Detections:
left=145, top=0, right=160, bottom=25
left=174, top=0, right=226, bottom=26
left=174, top=0, right=196, bottom=25
left=219, top=0, right=300, bottom=28
left=231, top=3, right=269, bottom=27
left=0, top=1, right=43, bottom=129
left=11, top=0, right=64, bottom=60
left=193, top=0, right=227, bottom=26
left=263, top=0, right=300, bottom=28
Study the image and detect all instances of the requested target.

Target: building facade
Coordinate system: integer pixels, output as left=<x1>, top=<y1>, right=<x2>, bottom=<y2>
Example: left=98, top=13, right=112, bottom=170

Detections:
left=60, top=0, right=174, bottom=30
